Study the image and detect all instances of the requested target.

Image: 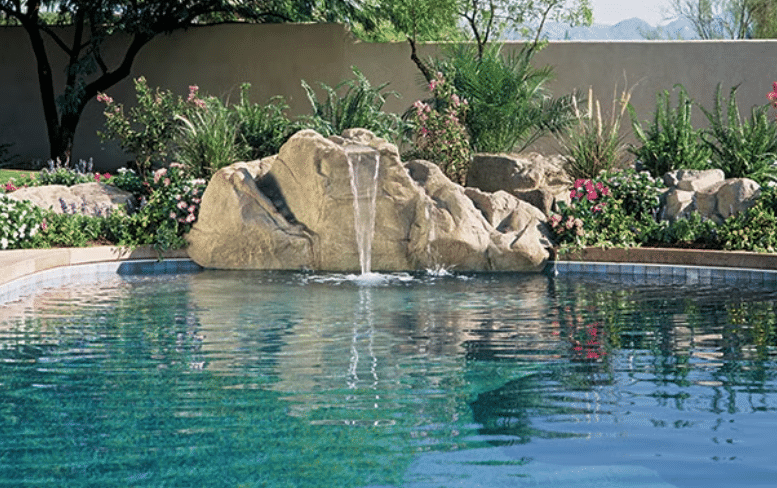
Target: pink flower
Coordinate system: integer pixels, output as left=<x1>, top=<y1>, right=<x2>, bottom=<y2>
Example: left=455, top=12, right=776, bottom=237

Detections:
left=188, top=205, right=196, bottom=213
left=186, top=213, right=196, bottom=223
left=103, top=173, right=111, bottom=180
left=153, top=167, right=167, bottom=183
left=768, top=82, right=777, bottom=105
left=587, top=191, right=598, bottom=201
left=163, top=177, right=171, bottom=187
left=574, top=179, right=585, bottom=189
left=601, top=186, right=610, bottom=197
left=41, top=219, right=48, bottom=231
left=550, top=214, right=562, bottom=227
left=584, top=180, right=595, bottom=192
left=569, top=189, right=577, bottom=200
left=170, top=211, right=177, bottom=220
left=94, top=173, right=101, bottom=182
left=96, top=93, right=113, bottom=104
left=177, top=201, right=187, bottom=210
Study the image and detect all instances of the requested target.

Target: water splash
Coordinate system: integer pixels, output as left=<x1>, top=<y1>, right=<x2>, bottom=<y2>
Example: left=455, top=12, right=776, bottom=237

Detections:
left=345, top=145, right=380, bottom=275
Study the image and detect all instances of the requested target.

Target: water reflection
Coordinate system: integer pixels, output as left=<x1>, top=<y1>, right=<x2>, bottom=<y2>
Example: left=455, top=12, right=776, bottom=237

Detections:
left=1, top=270, right=777, bottom=487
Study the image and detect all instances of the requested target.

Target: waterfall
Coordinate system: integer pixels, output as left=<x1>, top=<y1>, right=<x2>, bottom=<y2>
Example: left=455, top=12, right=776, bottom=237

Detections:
left=345, top=145, right=380, bottom=275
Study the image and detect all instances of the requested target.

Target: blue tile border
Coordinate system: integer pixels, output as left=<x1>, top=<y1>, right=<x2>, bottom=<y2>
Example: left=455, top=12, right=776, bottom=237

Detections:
left=548, top=260, right=777, bottom=284
left=0, top=259, right=203, bottom=306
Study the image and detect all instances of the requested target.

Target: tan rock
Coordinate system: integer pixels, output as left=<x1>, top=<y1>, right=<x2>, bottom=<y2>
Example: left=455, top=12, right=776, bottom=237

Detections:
left=187, top=129, right=551, bottom=272
left=7, top=182, right=133, bottom=216
left=716, top=178, right=760, bottom=219
left=467, top=152, right=571, bottom=215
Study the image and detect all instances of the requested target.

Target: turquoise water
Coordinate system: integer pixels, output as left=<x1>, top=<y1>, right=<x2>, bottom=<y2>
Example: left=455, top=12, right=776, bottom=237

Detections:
left=1, top=269, right=776, bottom=487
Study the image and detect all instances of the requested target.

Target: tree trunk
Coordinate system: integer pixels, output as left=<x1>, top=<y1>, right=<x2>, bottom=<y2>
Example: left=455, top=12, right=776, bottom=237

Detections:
left=408, top=37, right=434, bottom=83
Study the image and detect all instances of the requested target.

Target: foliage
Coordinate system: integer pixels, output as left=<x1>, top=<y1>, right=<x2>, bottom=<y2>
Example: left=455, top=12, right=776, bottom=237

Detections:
left=604, top=168, right=663, bottom=222
left=700, top=84, right=777, bottom=185
left=431, top=43, right=577, bottom=154
left=669, top=0, right=757, bottom=39
left=356, top=0, right=461, bottom=42
left=97, top=78, right=199, bottom=177
left=123, top=163, right=207, bottom=251
left=301, top=67, right=409, bottom=144
left=629, top=85, right=712, bottom=178
left=175, top=97, right=250, bottom=178
left=717, top=186, right=777, bottom=252
left=108, top=167, right=147, bottom=200
left=37, top=157, right=111, bottom=186
left=561, top=84, right=633, bottom=180
left=458, top=0, right=593, bottom=55
left=0, top=195, right=45, bottom=249
left=407, top=72, right=471, bottom=184
left=0, top=0, right=294, bottom=161
left=234, top=83, right=300, bottom=160
left=647, top=212, right=719, bottom=247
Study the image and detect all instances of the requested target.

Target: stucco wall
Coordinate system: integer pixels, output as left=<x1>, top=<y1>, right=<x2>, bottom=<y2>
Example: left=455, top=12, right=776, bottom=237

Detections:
left=2, top=22, right=776, bottom=170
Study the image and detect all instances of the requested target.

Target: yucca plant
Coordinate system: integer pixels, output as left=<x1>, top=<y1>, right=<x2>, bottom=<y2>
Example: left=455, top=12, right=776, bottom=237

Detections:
left=701, top=83, right=777, bottom=185
left=430, top=43, right=577, bottom=154
left=560, top=84, right=634, bottom=180
left=175, top=98, right=249, bottom=178
left=300, top=66, right=409, bottom=144
left=629, top=84, right=712, bottom=178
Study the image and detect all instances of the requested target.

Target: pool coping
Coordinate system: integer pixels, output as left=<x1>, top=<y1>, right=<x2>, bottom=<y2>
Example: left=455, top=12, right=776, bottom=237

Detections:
left=554, top=246, right=777, bottom=270
left=0, top=245, right=190, bottom=287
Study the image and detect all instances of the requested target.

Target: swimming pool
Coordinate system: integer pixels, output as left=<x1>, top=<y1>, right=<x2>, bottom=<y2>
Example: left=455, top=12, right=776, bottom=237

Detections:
left=1, top=265, right=776, bottom=487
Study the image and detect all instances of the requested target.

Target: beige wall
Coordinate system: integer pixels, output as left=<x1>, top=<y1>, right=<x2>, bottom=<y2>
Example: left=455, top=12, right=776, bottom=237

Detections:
left=2, top=23, right=777, bottom=170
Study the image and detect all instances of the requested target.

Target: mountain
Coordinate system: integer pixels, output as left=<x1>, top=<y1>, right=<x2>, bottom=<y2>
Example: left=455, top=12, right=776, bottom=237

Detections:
left=507, top=17, right=699, bottom=41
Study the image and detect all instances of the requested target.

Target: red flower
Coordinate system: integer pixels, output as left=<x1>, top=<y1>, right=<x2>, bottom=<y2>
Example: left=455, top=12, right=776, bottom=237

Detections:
left=587, top=191, right=598, bottom=201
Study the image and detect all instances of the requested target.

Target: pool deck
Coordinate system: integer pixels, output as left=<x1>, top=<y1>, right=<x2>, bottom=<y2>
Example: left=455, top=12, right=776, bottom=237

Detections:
left=0, top=246, right=190, bottom=287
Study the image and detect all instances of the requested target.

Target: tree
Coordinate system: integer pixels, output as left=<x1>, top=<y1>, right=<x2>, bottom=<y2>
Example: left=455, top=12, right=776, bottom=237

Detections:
left=668, top=0, right=777, bottom=39
left=0, top=1, right=303, bottom=162
left=377, top=0, right=592, bottom=82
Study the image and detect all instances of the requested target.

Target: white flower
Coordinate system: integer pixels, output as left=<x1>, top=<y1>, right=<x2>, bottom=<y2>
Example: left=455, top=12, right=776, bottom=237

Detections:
left=0, top=237, right=7, bottom=249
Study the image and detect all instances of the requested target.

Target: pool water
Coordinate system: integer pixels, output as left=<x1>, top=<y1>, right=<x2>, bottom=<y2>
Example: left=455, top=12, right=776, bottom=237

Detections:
left=1, top=269, right=776, bottom=487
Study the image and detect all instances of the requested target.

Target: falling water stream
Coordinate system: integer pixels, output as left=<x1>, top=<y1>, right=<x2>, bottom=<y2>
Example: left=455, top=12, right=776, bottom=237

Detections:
left=345, top=145, right=380, bottom=275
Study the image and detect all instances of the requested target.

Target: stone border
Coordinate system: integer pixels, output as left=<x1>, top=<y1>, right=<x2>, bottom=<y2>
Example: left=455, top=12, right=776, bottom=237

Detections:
left=555, top=247, right=777, bottom=270
left=0, top=245, right=189, bottom=287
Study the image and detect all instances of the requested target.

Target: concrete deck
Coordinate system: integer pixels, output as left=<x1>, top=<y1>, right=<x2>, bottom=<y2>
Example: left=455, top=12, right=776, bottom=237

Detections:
left=0, top=246, right=190, bottom=287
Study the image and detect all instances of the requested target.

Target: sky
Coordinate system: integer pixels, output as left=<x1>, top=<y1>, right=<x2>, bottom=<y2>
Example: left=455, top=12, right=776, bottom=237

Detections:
left=591, top=0, right=673, bottom=26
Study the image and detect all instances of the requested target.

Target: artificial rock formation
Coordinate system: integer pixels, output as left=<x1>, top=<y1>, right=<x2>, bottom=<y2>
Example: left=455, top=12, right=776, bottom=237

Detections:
left=7, top=182, right=133, bottom=217
left=466, top=152, right=571, bottom=216
left=186, top=129, right=552, bottom=272
left=661, top=169, right=761, bottom=223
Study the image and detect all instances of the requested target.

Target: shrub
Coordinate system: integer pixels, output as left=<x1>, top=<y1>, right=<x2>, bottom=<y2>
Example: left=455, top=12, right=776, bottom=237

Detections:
left=97, top=78, right=203, bottom=177
left=629, top=84, right=711, bottom=178
left=0, top=195, right=45, bottom=249
left=717, top=186, right=777, bottom=252
left=561, top=85, right=633, bottom=180
left=701, top=84, right=777, bottom=185
left=175, top=97, right=249, bottom=178
left=407, top=72, right=471, bottom=184
left=301, top=67, right=409, bottom=144
left=234, top=84, right=300, bottom=160
left=604, top=168, right=663, bottom=222
left=550, top=172, right=666, bottom=250
left=123, top=163, right=207, bottom=251
left=37, top=157, right=111, bottom=186
left=431, top=43, right=577, bottom=153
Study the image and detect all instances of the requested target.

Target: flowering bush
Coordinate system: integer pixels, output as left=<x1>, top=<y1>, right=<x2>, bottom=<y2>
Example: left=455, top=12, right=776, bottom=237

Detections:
left=409, top=72, right=471, bottom=184
left=97, top=77, right=206, bottom=177
left=0, top=195, right=45, bottom=249
left=550, top=177, right=613, bottom=246
left=117, top=163, right=207, bottom=251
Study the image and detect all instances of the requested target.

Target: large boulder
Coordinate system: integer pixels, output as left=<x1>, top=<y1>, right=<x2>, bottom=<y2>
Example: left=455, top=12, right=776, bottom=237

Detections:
left=6, top=182, right=133, bottom=217
left=466, top=152, right=571, bottom=215
left=186, top=129, right=552, bottom=272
